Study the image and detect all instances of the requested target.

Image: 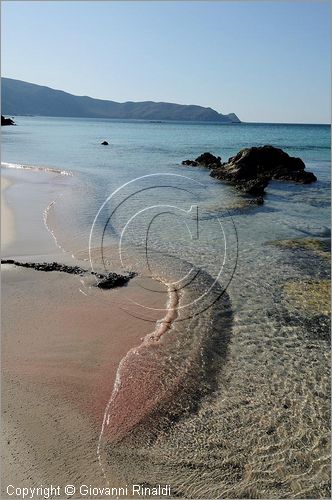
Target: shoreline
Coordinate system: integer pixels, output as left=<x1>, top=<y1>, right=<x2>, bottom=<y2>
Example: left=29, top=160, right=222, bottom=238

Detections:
left=1, top=166, right=174, bottom=497
left=1, top=161, right=72, bottom=176
left=1, top=176, right=15, bottom=249
left=1, top=164, right=224, bottom=491
left=1, top=155, right=330, bottom=498
left=1, top=166, right=75, bottom=260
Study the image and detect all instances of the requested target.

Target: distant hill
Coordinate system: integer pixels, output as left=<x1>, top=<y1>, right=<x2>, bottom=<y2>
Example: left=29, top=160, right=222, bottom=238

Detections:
left=1, top=77, right=240, bottom=123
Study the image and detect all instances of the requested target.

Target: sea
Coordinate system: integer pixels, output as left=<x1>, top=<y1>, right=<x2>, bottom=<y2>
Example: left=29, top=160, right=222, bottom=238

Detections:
left=2, top=117, right=331, bottom=498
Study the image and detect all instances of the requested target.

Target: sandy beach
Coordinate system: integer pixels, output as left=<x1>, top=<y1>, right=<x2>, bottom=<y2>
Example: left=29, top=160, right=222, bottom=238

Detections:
left=1, top=177, right=15, bottom=250
left=1, top=169, right=168, bottom=498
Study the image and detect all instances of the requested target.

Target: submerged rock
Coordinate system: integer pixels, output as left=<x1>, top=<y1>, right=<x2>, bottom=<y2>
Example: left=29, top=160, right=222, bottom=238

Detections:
left=247, top=195, right=264, bottom=205
left=282, top=279, right=331, bottom=317
left=268, top=237, right=331, bottom=260
left=230, top=177, right=269, bottom=196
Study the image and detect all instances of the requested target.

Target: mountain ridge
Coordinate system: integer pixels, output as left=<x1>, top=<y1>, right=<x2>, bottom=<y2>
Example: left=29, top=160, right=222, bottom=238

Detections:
left=1, top=77, right=241, bottom=123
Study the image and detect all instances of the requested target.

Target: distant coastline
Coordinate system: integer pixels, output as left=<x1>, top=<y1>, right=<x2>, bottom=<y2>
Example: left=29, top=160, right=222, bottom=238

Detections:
left=4, top=114, right=330, bottom=128
left=1, top=77, right=241, bottom=123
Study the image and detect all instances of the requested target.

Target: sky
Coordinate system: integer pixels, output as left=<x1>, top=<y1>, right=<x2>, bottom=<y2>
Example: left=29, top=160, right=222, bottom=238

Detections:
left=1, top=1, right=330, bottom=123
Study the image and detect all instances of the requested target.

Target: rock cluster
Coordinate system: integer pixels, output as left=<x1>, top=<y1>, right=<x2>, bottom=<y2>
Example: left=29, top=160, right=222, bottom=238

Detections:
left=182, top=145, right=317, bottom=198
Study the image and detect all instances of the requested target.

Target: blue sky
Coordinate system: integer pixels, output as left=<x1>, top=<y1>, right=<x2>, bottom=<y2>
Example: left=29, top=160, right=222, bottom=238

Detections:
left=2, top=1, right=330, bottom=123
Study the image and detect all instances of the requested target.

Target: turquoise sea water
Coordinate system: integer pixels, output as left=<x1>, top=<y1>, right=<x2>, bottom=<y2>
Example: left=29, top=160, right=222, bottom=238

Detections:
left=2, top=117, right=330, bottom=253
left=2, top=117, right=331, bottom=498
left=2, top=117, right=330, bottom=175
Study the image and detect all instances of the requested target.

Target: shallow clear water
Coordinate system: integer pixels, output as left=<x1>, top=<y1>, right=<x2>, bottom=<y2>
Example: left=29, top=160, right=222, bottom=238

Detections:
left=2, top=117, right=331, bottom=498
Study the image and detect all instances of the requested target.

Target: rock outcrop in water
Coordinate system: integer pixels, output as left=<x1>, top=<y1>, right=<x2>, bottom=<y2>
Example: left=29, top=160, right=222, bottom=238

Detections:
left=1, top=115, right=15, bottom=126
left=94, top=271, right=136, bottom=289
left=182, top=152, right=222, bottom=168
left=182, top=145, right=317, bottom=197
left=101, top=140, right=109, bottom=145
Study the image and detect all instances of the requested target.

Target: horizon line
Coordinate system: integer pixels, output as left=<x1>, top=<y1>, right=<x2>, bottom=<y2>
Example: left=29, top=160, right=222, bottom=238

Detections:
left=4, top=113, right=330, bottom=127
left=2, top=75, right=330, bottom=126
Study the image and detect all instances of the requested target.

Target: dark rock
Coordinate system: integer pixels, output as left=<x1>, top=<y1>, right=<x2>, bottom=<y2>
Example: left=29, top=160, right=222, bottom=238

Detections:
left=255, top=196, right=264, bottom=205
left=1, top=259, right=136, bottom=290
left=1, top=115, right=15, bottom=126
left=195, top=152, right=222, bottom=167
left=181, top=152, right=222, bottom=168
left=101, top=140, right=109, bottom=145
left=181, top=146, right=316, bottom=199
left=273, top=169, right=317, bottom=184
left=181, top=159, right=198, bottom=166
left=247, top=196, right=264, bottom=206
left=227, top=177, right=269, bottom=197
left=96, top=271, right=136, bottom=289
left=210, top=145, right=317, bottom=195
left=1, top=259, right=86, bottom=275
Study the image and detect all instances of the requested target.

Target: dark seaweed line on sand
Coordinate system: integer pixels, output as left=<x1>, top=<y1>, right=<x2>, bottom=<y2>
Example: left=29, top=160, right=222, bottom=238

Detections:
left=1, top=259, right=136, bottom=289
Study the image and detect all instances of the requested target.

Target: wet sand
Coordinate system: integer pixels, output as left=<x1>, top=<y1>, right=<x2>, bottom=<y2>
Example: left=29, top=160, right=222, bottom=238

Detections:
left=1, top=177, right=15, bottom=249
left=1, top=170, right=167, bottom=497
